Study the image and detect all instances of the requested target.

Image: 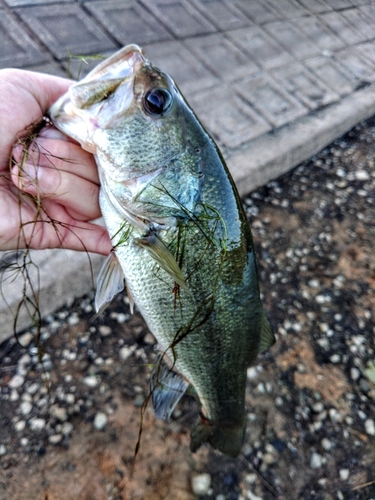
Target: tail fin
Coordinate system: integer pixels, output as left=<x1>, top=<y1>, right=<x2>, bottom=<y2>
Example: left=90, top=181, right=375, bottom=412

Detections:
left=190, top=416, right=246, bottom=458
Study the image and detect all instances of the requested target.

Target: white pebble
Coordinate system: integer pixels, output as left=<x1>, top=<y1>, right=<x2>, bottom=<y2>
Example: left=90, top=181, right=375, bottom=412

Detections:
left=321, top=438, right=333, bottom=451
left=339, top=469, right=349, bottom=481
left=329, top=408, right=341, bottom=422
left=330, top=354, right=340, bottom=364
left=355, top=170, right=370, bottom=180
left=191, top=473, right=211, bottom=496
left=247, top=492, right=262, bottom=500
left=351, top=368, right=361, bottom=381
left=119, top=347, right=132, bottom=361
left=263, top=452, right=276, bottom=464
left=310, top=452, right=325, bottom=469
left=9, top=374, right=25, bottom=389
left=14, top=420, right=26, bottom=432
left=68, top=314, right=79, bottom=326
left=62, top=422, right=74, bottom=436
left=245, top=473, right=257, bottom=484
left=83, top=376, right=99, bottom=388
left=18, top=332, right=34, bottom=347
left=312, top=402, right=324, bottom=413
left=18, top=354, right=31, bottom=366
left=52, top=406, right=68, bottom=422
left=48, top=434, right=62, bottom=444
left=365, top=419, right=375, bottom=436
left=0, top=445, right=6, bottom=456
left=26, top=383, right=40, bottom=395
left=65, top=394, right=75, bottom=404
left=20, top=401, right=32, bottom=416
left=20, top=438, right=29, bottom=446
left=94, top=412, right=108, bottom=431
left=10, top=390, right=19, bottom=402
left=29, top=418, right=46, bottom=431
left=22, top=393, right=32, bottom=403
left=116, top=313, right=129, bottom=324
left=99, top=325, right=111, bottom=337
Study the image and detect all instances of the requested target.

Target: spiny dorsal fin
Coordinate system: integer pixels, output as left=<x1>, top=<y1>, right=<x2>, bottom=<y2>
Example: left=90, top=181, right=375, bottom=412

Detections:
left=258, top=311, right=275, bottom=353
left=95, top=251, right=125, bottom=314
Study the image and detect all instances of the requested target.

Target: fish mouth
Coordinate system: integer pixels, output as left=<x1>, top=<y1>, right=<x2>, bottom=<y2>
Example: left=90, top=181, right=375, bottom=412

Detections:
left=49, top=45, right=147, bottom=151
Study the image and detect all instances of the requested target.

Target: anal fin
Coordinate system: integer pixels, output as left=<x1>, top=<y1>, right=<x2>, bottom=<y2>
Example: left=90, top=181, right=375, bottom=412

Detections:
left=150, top=357, right=189, bottom=421
left=258, top=311, right=275, bottom=353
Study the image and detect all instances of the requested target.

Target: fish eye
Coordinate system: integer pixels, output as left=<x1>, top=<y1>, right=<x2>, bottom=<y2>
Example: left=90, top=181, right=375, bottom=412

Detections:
left=143, top=88, right=172, bottom=116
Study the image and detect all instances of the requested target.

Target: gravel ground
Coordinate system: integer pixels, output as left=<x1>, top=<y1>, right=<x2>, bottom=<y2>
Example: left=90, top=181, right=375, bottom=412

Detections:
left=1, top=117, right=375, bottom=500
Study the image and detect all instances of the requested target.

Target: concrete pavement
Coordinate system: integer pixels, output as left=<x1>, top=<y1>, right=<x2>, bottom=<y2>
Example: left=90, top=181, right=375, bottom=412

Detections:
left=1, top=0, right=375, bottom=341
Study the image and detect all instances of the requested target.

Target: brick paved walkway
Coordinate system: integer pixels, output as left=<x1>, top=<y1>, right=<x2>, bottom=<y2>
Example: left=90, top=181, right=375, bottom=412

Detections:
left=1, top=0, right=375, bottom=338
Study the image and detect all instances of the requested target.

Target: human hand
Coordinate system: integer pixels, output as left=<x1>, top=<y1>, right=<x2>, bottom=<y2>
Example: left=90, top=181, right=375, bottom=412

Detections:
left=0, top=68, right=111, bottom=254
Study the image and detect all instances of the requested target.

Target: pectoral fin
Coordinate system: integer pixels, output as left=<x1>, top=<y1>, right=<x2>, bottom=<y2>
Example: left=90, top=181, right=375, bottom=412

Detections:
left=150, top=358, right=189, bottom=421
left=258, top=311, right=275, bottom=353
left=134, top=234, right=187, bottom=289
left=95, top=251, right=125, bottom=314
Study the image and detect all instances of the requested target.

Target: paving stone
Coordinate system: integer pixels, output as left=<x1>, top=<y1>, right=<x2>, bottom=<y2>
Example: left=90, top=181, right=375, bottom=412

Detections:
left=0, top=9, right=47, bottom=69
left=296, top=0, right=331, bottom=14
left=24, top=62, right=67, bottom=77
left=62, top=51, right=115, bottom=81
left=190, top=0, right=251, bottom=31
left=228, top=26, right=294, bottom=70
left=184, top=34, right=260, bottom=82
left=272, top=63, right=339, bottom=110
left=296, top=16, right=345, bottom=53
left=319, top=11, right=366, bottom=45
left=3, top=0, right=70, bottom=5
left=265, top=0, right=308, bottom=19
left=141, top=0, right=216, bottom=38
left=233, top=0, right=281, bottom=24
left=359, top=4, right=375, bottom=24
left=188, top=85, right=271, bottom=149
left=341, top=8, right=375, bottom=43
left=334, top=47, right=375, bottom=83
left=354, top=42, right=375, bottom=68
left=142, top=40, right=218, bottom=96
left=84, top=0, right=172, bottom=46
left=323, top=0, right=354, bottom=8
left=305, top=56, right=355, bottom=96
left=15, top=4, right=117, bottom=60
left=264, top=21, right=321, bottom=61
left=234, top=74, right=307, bottom=128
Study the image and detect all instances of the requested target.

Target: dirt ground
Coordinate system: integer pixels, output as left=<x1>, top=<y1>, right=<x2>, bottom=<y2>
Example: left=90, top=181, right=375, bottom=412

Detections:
left=1, top=118, right=375, bottom=500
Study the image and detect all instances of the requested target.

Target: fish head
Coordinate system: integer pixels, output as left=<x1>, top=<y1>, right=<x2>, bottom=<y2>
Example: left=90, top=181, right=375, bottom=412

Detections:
left=50, top=44, right=205, bottom=221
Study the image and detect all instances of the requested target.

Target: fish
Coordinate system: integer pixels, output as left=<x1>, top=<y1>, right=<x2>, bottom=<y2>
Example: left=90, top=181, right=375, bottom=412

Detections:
left=49, top=44, right=275, bottom=458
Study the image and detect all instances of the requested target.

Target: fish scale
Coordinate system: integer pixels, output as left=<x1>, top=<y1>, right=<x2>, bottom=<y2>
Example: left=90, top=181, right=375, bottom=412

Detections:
left=49, top=44, right=274, bottom=457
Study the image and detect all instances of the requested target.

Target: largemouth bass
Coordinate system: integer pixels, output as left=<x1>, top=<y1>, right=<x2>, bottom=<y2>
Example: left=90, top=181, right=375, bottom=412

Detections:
left=49, top=45, right=274, bottom=457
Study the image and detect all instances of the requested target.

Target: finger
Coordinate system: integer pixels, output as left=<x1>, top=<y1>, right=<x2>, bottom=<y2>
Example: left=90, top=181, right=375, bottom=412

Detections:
left=11, top=162, right=102, bottom=222
left=35, top=199, right=112, bottom=254
left=12, top=134, right=99, bottom=184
